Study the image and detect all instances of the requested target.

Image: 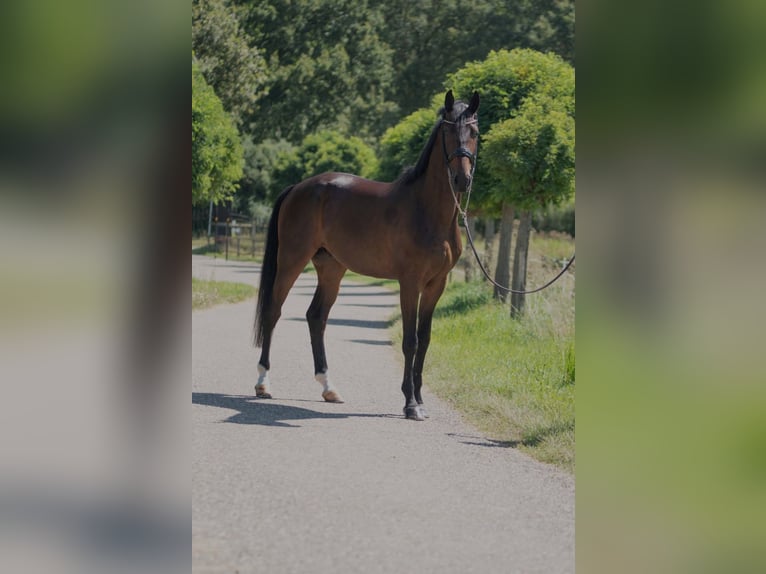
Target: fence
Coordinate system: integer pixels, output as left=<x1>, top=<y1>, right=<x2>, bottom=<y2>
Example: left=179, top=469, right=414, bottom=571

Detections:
left=202, top=219, right=266, bottom=261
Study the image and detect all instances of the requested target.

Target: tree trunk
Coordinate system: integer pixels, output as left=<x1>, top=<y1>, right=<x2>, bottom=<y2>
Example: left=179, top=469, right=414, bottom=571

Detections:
left=511, top=210, right=533, bottom=318
left=483, top=217, right=495, bottom=281
left=464, top=215, right=477, bottom=282
left=493, top=202, right=514, bottom=302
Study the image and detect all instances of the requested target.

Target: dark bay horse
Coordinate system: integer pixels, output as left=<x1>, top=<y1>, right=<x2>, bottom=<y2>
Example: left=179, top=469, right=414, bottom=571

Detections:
left=254, top=90, right=480, bottom=420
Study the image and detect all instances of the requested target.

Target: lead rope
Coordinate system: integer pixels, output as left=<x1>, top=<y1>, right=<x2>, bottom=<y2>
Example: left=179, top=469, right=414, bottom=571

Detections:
left=447, top=173, right=575, bottom=295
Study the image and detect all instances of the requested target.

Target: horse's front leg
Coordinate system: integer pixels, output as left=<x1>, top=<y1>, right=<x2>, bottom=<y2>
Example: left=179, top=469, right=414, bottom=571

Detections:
left=412, top=276, right=447, bottom=419
left=399, top=284, right=424, bottom=421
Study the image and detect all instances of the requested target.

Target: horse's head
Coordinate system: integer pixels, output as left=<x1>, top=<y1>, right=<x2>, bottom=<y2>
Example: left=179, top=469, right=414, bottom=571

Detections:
left=441, top=89, right=480, bottom=194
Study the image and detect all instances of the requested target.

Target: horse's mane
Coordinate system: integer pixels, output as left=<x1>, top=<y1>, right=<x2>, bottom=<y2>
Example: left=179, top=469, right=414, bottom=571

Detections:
left=395, top=102, right=471, bottom=187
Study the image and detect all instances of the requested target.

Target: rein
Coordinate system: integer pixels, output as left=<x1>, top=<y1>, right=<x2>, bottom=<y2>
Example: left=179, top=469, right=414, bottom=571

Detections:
left=442, top=120, right=575, bottom=295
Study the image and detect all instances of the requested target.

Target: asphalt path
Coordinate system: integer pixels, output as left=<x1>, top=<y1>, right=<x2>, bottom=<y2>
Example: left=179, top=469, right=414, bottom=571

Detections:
left=192, top=255, right=574, bottom=573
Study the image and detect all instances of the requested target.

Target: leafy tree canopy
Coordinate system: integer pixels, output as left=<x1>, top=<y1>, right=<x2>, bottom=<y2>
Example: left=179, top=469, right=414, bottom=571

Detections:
left=192, top=56, right=244, bottom=204
left=192, top=0, right=268, bottom=126
left=239, top=138, right=297, bottom=205
left=235, top=0, right=396, bottom=143
left=447, top=48, right=574, bottom=208
left=483, top=96, right=575, bottom=210
left=270, top=130, right=379, bottom=199
left=371, top=0, right=573, bottom=116
left=376, top=107, right=440, bottom=182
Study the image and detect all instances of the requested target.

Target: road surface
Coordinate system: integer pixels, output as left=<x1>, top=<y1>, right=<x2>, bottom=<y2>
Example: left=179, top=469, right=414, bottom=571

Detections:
left=192, top=255, right=574, bottom=573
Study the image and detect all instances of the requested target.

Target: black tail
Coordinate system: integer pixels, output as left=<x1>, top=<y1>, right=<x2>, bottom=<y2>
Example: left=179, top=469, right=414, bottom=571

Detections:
left=254, top=185, right=294, bottom=347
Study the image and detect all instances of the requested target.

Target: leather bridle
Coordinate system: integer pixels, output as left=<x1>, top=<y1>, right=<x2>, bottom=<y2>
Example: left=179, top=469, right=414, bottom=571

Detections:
left=441, top=117, right=478, bottom=190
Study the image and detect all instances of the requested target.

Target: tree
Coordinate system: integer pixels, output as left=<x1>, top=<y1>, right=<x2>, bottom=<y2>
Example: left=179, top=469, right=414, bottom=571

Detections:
left=239, top=137, right=297, bottom=206
left=483, top=96, right=575, bottom=316
left=236, top=0, right=396, bottom=143
left=525, top=0, right=575, bottom=64
left=376, top=107, right=439, bottom=182
left=192, top=0, right=268, bottom=126
left=192, top=56, right=244, bottom=205
left=270, top=130, right=379, bottom=199
left=371, top=0, right=574, bottom=117
left=447, top=49, right=574, bottom=305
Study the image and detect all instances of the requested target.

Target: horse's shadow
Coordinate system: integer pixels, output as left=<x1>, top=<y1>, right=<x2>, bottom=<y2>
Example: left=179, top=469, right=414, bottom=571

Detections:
left=192, top=392, right=390, bottom=428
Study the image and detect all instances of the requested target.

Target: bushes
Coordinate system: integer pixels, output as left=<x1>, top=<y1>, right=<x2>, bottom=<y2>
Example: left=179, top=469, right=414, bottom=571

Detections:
left=376, top=107, right=438, bottom=182
left=532, top=201, right=575, bottom=237
left=258, top=130, right=379, bottom=201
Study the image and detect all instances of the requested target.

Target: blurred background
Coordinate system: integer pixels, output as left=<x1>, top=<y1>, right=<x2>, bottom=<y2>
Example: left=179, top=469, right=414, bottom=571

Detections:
left=577, top=0, right=766, bottom=572
left=0, top=1, right=188, bottom=573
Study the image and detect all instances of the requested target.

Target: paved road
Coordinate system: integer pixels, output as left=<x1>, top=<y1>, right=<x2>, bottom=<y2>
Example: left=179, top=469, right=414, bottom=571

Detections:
left=192, top=255, right=574, bottom=574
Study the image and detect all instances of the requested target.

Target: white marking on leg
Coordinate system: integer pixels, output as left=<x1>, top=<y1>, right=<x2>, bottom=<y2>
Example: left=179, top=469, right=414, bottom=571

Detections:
left=316, top=371, right=344, bottom=403
left=314, top=371, right=333, bottom=393
left=255, top=363, right=271, bottom=394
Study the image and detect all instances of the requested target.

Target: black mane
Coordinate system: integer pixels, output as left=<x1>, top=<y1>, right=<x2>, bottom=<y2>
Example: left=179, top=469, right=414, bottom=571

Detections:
left=395, top=102, right=472, bottom=186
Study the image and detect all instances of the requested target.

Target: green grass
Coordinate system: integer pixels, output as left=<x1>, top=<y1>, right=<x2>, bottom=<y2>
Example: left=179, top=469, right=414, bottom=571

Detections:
left=192, top=277, right=257, bottom=310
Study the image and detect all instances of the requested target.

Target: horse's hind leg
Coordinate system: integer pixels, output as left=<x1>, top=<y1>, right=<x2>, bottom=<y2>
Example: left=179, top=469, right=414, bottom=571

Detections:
left=307, top=249, right=347, bottom=403
left=256, top=245, right=317, bottom=398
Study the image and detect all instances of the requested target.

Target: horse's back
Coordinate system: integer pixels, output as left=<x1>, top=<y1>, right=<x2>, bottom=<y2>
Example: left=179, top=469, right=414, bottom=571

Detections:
left=278, top=172, right=404, bottom=278
left=309, top=172, right=390, bottom=197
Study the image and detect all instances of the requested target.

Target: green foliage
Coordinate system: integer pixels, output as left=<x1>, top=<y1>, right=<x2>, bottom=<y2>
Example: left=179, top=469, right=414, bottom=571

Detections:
left=299, top=131, right=379, bottom=178
left=192, top=56, right=244, bottom=205
left=448, top=48, right=575, bottom=209
left=532, top=199, right=575, bottom=237
left=269, top=130, right=379, bottom=199
left=376, top=107, right=439, bottom=181
left=373, top=0, right=574, bottom=115
left=239, top=138, right=297, bottom=203
left=526, top=0, right=575, bottom=64
left=482, top=96, right=575, bottom=210
left=192, top=0, right=268, bottom=125
left=449, top=49, right=574, bottom=129
left=236, top=0, right=397, bottom=143
left=248, top=200, right=273, bottom=226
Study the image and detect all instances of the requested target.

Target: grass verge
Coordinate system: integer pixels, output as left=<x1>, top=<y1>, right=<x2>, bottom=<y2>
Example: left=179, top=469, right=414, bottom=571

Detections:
left=192, top=277, right=257, bottom=310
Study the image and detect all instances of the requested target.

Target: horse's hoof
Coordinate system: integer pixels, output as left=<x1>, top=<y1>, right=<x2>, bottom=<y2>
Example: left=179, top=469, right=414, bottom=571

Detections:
left=404, top=405, right=426, bottom=421
left=255, top=386, right=272, bottom=399
left=322, top=389, right=344, bottom=403
left=417, top=405, right=429, bottom=418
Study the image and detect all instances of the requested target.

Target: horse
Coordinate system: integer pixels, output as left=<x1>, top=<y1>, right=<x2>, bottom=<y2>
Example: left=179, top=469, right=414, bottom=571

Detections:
left=254, top=89, right=480, bottom=421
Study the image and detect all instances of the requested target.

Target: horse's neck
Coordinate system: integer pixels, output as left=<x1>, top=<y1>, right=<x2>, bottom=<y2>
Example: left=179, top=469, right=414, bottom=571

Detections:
left=412, top=147, right=458, bottom=232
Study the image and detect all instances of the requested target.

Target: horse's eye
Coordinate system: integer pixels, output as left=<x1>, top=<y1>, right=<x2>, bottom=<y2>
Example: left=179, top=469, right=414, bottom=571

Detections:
left=470, top=131, right=478, bottom=140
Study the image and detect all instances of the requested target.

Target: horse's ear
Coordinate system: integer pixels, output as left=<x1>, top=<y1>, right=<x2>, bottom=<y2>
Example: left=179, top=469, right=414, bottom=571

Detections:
left=467, top=91, right=480, bottom=115
left=444, top=90, right=455, bottom=113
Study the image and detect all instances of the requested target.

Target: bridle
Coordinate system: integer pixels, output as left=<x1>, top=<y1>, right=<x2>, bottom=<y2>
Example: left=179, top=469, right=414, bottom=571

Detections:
left=441, top=117, right=478, bottom=192
left=441, top=116, right=576, bottom=295
left=441, top=116, right=478, bottom=230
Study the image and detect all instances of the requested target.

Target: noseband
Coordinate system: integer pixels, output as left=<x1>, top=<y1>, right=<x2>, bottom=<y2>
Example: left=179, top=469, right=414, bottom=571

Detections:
left=441, top=118, right=478, bottom=191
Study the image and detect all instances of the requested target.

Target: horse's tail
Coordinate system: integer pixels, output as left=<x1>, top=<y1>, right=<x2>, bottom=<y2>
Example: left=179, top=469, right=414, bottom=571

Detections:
left=254, top=185, right=294, bottom=347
